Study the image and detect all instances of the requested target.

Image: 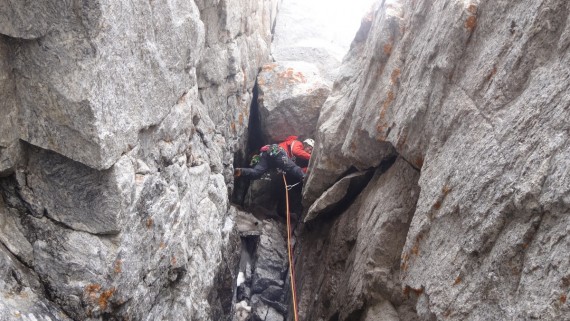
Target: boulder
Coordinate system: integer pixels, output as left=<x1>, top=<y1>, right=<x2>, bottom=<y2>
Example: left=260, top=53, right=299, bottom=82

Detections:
left=304, top=170, right=373, bottom=222
left=257, top=61, right=330, bottom=143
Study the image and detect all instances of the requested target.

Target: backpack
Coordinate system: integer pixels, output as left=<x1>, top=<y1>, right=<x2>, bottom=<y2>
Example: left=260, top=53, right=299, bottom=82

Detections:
left=260, top=144, right=281, bottom=157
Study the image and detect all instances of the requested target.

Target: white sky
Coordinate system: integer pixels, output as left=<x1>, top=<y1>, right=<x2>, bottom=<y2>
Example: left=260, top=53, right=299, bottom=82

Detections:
left=309, top=0, right=379, bottom=57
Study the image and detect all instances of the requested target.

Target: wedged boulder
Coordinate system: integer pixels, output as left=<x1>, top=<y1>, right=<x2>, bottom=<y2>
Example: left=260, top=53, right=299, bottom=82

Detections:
left=296, top=158, right=421, bottom=321
left=304, top=170, right=373, bottom=222
left=257, top=61, right=330, bottom=143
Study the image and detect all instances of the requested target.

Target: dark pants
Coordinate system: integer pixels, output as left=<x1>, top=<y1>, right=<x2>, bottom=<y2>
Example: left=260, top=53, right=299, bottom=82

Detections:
left=241, top=150, right=305, bottom=181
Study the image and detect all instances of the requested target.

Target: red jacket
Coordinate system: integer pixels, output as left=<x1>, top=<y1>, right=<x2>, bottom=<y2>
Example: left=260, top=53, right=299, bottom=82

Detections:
left=279, top=136, right=311, bottom=161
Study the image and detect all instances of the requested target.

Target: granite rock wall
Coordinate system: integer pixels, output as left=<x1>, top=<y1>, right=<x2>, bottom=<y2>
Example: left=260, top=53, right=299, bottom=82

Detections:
left=298, top=0, right=570, bottom=320
left=0, top=0, right=278, bottom=320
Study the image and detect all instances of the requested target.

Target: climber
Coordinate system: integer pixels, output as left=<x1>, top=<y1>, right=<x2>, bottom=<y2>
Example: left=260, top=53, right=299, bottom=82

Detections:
left=234, top=137, right=314, bottom=181
left=279, top=136, right=313, bottom=172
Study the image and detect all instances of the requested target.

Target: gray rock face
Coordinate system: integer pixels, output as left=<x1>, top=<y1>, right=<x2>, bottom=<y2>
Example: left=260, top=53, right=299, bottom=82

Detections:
left=0, top=38, right=20, bottom=176
left=0, top=0, right=278, bottom=320
left=233, top=216, right=290, bottom=321
left=304, top=170, right=372, bottom=222
left=257, top=61, right=330, bottom=143
left=252, top=221, right=287, bottom=294
left=0, top=244, right=73, bottom=321
left=8, top=1, right=205, bottom=170
left=301, top=0, right=570, bottom=320
left=17, top=147, right=133, bottom=234
left=0, top=98, right=241, bottom=320
left=0, top=1, right=68, bottom=39
left=297, top=158, right=420, bottom=321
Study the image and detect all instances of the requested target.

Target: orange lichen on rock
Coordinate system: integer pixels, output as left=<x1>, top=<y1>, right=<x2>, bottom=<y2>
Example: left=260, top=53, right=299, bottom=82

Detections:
left=350, top=140, right=357, bottom=153
left=432, top=184, right=452, bottom=211
left=85, top=284, right=102, bottom=297
left=238, top=113, right=244, bottom=125
left=276, top=68, right=307, bottom=84
left=414, top=156, right=424, bottom=169
left=453, top=276, right=462, bottom=285
left=146, top=218, right=154, bottom=229
left=465, top=15, right=477, bottom=32
left=464, top=3, right=478, bottom=32
left=114, top=259, right=123, bottom=274
left=376, top=90, right=396, bottom=137
left=380, top=90, right=395, bottom=124
left=433, top=200, right=442, bottom=210
left=383, top=43, right=393, bottom=55
left=98, top=288, right=116, bottom=310
left=403, top=286, right=424, bottom=298
left=262, top=63, right=277, bottom=71
left=411, top=233, right=423, bottom=256
left=391, top=68, right=401, bottom=84
left=486, top=66, right=497, bottom=82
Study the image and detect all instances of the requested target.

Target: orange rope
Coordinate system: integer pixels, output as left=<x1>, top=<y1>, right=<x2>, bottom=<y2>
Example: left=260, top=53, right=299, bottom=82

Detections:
left=283, top=174, right=300, bottom=321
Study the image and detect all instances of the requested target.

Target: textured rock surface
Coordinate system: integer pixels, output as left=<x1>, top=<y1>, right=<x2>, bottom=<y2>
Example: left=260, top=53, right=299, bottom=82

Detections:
left=0, top=0, right=277, bottom=320
left=233, top=217, right=290, bottom=321
left=304, top=170, right=372, bottom=222
left=0, top=243, right=73, bottom=321
left=0, top=37, right=20, bottom=176
left=257, top=61, right=330, bottom=143
left=0, top=98, right=241, bottom=320
left=300, top=0, right=570, bottom=320
left=7, top=1, right=206, bottom=170
left=297, top=158, right=420, bottom=321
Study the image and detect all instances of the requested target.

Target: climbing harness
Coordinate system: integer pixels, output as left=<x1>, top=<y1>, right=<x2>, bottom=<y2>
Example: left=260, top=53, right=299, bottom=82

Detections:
left=282, top=174, right=300, bottom=321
